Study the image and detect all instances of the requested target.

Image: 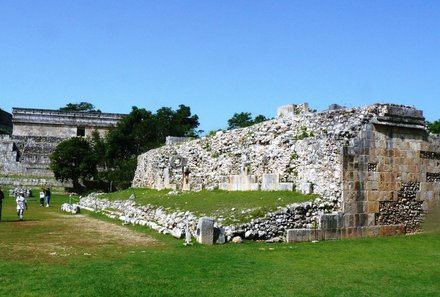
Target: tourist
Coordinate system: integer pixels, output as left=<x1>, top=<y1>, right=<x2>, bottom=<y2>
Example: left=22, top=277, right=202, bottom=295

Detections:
left=39, top=189, right=45, bottom=207
left=16, top=191, right=27, bottom=221
left=0, top=187, right=4, bottom=221
left=45, top=187, right=51, bottom=207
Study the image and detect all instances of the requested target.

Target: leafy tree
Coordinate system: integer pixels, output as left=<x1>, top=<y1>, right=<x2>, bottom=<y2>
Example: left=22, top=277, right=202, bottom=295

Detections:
left=253, top=114, right=268, bottom=124
left=427, top=120, right=440, bottom=134
left=50, top=137, right=98, bottom=191
left=60, top=102, right=101, bottom=113
left=227, top=112, right=268, bottom=129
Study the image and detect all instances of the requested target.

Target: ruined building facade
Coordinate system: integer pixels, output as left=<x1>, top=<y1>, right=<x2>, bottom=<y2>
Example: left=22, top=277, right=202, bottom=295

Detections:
left=0, top=108, right=124, bottom=179
left=133, top=103, right=440, bottom=236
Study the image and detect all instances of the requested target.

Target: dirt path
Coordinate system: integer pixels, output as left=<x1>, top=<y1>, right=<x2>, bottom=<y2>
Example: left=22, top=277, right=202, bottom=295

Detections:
left=0, top=212, right=158, bottom=261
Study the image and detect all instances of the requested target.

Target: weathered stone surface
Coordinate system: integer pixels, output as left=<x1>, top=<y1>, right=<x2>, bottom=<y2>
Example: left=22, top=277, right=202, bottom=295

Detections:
left=232, top=236, right=243, bottom=244
left=196, top=217, right=215, bottom=245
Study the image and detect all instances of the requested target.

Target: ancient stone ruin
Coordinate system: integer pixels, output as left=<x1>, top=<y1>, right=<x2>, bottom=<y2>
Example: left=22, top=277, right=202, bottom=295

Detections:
left=0, top=108, right=124, bottom=186
left=132, top=103, right=440, bottom=241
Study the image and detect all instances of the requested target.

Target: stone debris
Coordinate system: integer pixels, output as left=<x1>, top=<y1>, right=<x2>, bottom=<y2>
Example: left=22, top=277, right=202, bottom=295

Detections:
left=78, top=193, right=334, bottom=244
left=61, top=203, right=81, bottom=214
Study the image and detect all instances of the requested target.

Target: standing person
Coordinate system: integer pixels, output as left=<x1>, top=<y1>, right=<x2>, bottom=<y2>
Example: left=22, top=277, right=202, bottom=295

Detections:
left=39, top=188, right=45, bottom=207
left=0, top=187, right=4, bottom=221
left=16, top=191, right=27, bottom=221
left=45, top=187, right=51, bottom=207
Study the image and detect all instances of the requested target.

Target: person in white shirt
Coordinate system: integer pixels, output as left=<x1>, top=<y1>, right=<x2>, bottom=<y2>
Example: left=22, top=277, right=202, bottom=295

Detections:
left=16, top=191, right=28, bottom=221
left=39, top=190, right=45, bottom=207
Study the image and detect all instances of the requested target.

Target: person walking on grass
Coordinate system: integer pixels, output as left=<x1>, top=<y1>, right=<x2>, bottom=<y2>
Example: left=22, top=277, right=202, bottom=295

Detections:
left=0, top=187, right=4, bottom=221
left=39, top=188, right=45, bottom=207
left=16, top=191, right=27, bottom=221
left=45, top=187, right=51, bottom=207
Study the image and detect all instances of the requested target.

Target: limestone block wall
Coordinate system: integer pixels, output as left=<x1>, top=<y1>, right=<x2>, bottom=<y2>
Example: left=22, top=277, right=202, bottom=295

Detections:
left=133, top=104, right=378, bottom=203
left=342, top=106, right=440, bottom=232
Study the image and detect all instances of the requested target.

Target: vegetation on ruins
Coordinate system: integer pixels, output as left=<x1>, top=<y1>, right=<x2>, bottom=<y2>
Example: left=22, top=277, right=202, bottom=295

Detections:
left=59, top=101, right=101, bottom=113
left=50, top=105, right=200, bottom=192
left=101, top=188, right=314, bottom=224
left=427, top=119, right=440, bottom=134
left=227, top=112, right=268, bottom=129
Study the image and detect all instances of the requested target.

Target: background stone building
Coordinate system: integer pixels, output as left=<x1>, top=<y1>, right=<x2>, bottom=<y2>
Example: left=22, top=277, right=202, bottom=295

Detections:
left=0, top=108, right=124, bottom=185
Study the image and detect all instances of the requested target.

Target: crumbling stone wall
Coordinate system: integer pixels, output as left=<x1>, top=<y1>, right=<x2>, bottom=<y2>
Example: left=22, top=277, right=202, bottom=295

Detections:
left=133, top=103, right=440, bottom=235
left=133, top=104, right=376, bottom=204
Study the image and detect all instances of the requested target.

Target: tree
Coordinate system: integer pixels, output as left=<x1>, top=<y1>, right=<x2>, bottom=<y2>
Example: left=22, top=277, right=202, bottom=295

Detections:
left=50, top=137, right=98, bottom=191
left=227, top=112, right=268, bottom=130
left=104, top=105, right=200, bottom=189
left=59, top=102, right=101, bottom=113
left=427, top=120, right=440, bottom=134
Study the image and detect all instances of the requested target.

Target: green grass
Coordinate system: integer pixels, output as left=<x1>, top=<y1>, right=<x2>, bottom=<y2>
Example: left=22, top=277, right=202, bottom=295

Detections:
left=0, top=194, right=439, bottom=296
left=100, top=188, right=315, bottom=224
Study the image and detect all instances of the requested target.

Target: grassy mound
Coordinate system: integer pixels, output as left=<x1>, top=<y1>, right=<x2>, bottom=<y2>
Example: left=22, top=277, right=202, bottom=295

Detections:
left=100, top=188, right=316, bottom=224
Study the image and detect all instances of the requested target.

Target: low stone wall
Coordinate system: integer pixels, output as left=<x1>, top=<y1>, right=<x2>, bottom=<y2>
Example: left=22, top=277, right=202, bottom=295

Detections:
left=77, top=193, right=413, bottom=244
left=78, top=194, right=338, bottom=243
left=0, top=177, right=71, bottom=188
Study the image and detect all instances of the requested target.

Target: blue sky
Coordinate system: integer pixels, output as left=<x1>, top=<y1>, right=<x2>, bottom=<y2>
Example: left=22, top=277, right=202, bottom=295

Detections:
left=1, top=0, right=439, bottom=133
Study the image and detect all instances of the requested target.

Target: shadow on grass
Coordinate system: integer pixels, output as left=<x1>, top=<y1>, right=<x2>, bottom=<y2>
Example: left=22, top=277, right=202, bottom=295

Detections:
left=423, top=204, right=440, bottom=234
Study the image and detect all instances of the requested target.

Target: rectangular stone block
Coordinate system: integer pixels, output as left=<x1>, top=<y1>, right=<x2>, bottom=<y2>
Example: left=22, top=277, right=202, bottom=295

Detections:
left=196, top=217, right=214, bottom=245
left=320, top=214, right=343, bottom=231
left=286, top=229, right=320, bottom=243
left=354, top=213, right=369, bottom=227
left=261, top=173, right=279, bottom=191
left=278, top=182, right=294, bottom=191
left=250, top=183, right=260, bottom=191
left=367, top=201, right=379, bottom=213
left=379, top=224, right=405, bottom=236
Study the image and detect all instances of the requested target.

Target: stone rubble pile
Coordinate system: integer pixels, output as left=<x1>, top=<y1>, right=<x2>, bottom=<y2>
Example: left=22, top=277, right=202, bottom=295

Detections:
left=61, top=203, right=81, bottom=214
left=227, top=199, right=334, bottom=241
left=79, top=194, right=200, bottom=238
left=78, top=193, right=335, bottom=243
left=9, top=187, right=33, bottom=197
left=133, top=104, right=380, bottom=205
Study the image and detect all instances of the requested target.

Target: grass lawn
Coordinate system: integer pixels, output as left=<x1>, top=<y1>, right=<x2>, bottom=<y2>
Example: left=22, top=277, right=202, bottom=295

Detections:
left=0, top=193, right=439, bottom=297
left=100, top=188, right=316, bottom=224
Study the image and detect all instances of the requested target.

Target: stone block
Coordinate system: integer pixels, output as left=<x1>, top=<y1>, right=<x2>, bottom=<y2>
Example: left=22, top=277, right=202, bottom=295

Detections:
left=261, top=173, right=279, bottom=191
left=354, top=213, right=369, bottom=227
left=320, top=214, right=341, bottom=231
left=278, top=182, right=294, bottom=191
left=250, top=183, right=260, bottom=191
left=367, top=201, right=379, bottom=213
left=379, top=224, right=405, bottom=236
left=196, top=217, right=214, bottom=245
left=367, top=213, right=376, bottom=226
left=286, top=229, right=320, bottom=243
left=214, top=227, right=226, bottom=244
left=322, top=230, right=339, bottom=240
